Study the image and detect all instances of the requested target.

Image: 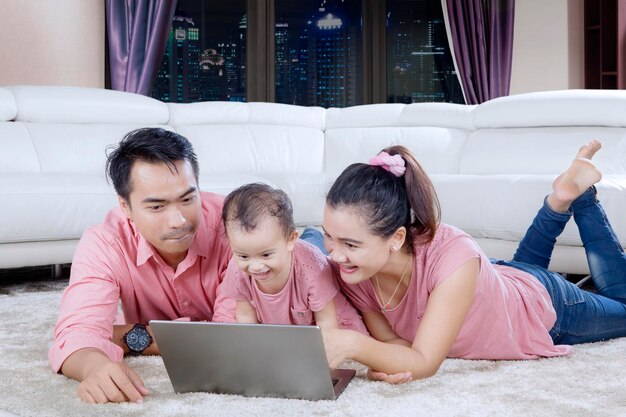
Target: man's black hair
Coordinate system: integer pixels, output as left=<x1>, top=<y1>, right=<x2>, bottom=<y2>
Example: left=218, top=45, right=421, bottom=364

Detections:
left=105, top=128, right=199, bottom=202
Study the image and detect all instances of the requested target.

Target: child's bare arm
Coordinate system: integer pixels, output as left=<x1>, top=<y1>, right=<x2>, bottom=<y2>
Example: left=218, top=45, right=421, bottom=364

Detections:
left=313, top=299, right=339, bottom=331
left=236, top=301, right=259, bottom=324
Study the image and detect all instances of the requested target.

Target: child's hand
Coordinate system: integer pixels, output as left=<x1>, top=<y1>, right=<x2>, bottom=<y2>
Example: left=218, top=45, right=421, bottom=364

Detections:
left=367, top=368, right=413, bottom=384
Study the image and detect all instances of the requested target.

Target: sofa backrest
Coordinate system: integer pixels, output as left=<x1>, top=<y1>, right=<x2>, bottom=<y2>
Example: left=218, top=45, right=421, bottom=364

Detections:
left=324, top=102, right=476, bottom=183
left=0, top=88, right=37, bottom=175
left=167, top=101, right=326, bottom=176
left=1, top=86, right=169, bottom=176
left=463, top=90, right=626, bottom=176
left=6, top=86, right=626, bottom=181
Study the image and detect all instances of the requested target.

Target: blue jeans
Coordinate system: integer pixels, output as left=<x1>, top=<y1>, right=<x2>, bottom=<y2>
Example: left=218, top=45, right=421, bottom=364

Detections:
left=300, top=227, right=328, bottom=255
left=495, top=187, right=626, bottom=345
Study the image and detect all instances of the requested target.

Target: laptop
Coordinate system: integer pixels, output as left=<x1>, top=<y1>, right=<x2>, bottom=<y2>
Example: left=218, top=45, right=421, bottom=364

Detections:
left=149, top=320, right=356, bottom=401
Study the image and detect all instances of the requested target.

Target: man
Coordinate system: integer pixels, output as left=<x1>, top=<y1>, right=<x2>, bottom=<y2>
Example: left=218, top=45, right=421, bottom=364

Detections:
left=49, top=128, right=234, bottom=404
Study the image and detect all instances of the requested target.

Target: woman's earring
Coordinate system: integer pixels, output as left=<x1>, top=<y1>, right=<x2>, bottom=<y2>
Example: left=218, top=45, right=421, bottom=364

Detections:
left=392, top=246, right=398, bottom=251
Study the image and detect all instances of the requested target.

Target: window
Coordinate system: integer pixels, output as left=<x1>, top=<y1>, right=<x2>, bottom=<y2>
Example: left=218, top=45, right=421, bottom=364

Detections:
left=274, top=0, right=363, bottom=107
left=386, top=0, right=463, bottom=103
left=151, top=0, right=463, bottom=106
left=152, top=1, right=247, bottom=103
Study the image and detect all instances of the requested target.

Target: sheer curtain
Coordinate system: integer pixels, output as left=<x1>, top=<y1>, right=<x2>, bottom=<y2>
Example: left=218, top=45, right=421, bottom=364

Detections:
left=106, top=0, right=177, bottom=95
left=442, top=0, right=515, bottom=104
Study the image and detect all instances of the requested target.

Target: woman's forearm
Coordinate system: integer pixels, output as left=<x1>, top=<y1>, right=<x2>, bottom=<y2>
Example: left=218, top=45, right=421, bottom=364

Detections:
left=349, top=331, right=440, bottom=379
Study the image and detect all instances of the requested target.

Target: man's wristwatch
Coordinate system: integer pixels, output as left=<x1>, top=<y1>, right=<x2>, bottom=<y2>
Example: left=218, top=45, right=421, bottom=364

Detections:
left=123, top=323, right=153, bottom=355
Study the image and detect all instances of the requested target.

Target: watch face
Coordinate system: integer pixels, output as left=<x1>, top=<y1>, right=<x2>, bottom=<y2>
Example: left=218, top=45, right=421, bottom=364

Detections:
left=126, top=326, right=151, bottom=353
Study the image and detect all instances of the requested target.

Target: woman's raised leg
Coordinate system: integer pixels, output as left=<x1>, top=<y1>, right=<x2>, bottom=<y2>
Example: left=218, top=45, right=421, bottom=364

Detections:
left=512, top=140, right=602, bottom=268
left=571, top=188, right=626, bottom=303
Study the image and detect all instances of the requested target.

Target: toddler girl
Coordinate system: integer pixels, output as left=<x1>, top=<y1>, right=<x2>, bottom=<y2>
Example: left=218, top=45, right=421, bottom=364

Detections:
left=214, top=183, right=367, bottom=334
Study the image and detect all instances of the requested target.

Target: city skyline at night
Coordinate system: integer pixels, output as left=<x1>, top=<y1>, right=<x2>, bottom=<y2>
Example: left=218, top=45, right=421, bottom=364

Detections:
left=152, top=1, right=463, bottom=106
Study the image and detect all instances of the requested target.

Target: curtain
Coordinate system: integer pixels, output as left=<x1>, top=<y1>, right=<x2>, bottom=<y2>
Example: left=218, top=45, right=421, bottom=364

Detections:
left=106, top=0, right=177, bottom=95
left=443, top=0, right=515, bottom=104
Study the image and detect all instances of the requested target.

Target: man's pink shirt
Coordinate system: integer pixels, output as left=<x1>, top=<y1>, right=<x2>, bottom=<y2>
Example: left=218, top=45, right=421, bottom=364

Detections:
left=214, top=240, right=367, bottom=334
left=48, top=192, right=234, bottom=372
left=340, top=223, right=572, bottom=360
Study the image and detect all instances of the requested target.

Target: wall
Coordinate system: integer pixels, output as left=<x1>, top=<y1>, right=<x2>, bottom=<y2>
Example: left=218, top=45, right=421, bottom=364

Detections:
left=509, top=0, right=584, bottom=94
left=0, top=0, right=104, bottom=88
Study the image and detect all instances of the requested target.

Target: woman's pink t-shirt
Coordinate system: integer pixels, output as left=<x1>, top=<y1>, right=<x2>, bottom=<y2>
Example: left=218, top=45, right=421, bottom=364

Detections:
left=218, top=240, right=367, bottom=334
left=339, top=223, right=572, bottom=360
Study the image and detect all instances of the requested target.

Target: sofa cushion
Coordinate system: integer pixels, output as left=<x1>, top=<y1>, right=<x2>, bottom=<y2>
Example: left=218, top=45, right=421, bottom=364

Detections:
left=24, top=124, right=171, bottom=174
left=326, top=102, right=475, bottom=130
left=460, top=127, right=626, bottom=175
left=432, top=174, right=626, bottom=247
left=6, top=85, right=168, bottom=124
left=198, top=172, right=327, bottom=226
left=474, top=89, right=626, bottom=128
left=175, top=124, right=325, bottom=175
left=0, top=122, right=40, bottom=173
left=0, top=88, right=16, bottom=121
left=325, top=126, right=469, bottom=180
left=399, top=102, right=476, bottom=130
left=326, top=104, right=406, bottom=129
left=0, top=174, right=118, bottom=242
left=261, top=173, right=328, bottom=226
left=168, top=101, right=326, bottom=130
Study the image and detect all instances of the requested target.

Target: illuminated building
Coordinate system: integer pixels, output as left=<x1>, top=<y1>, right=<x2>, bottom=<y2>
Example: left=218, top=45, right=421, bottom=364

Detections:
left=152, top=12, right=201, bottom=102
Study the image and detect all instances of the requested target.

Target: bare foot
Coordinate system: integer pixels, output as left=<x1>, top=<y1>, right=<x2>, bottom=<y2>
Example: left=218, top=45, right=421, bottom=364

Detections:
left=547, top=140, right=602, bottom=212
left=575, top=139, right=602, bottom=160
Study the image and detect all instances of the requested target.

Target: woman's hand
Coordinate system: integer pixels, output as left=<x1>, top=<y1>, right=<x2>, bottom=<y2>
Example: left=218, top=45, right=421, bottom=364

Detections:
left=367, top=368, right=413, bottom=384
left=321, top=328, right=357, bottom=369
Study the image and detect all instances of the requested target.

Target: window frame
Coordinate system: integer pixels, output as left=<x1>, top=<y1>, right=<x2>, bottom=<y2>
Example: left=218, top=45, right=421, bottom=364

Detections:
left=246, top=0, right=273, bottom=102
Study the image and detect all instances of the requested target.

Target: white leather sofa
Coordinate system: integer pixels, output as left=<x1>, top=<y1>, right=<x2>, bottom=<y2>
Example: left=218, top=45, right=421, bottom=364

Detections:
left=2, top=85, right=626, bottom=274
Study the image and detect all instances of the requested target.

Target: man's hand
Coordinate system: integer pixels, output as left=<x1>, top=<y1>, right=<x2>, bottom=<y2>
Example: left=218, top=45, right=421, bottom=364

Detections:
left=77, top=359, right=149, bottom=403
left=61, top=348, right=149, bottom=404
left=366, top=368, right=413, bottom=384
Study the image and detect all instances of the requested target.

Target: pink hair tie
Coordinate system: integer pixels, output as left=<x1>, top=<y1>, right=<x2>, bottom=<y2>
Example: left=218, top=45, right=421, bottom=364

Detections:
left=368, top=151, right=406, bottom=177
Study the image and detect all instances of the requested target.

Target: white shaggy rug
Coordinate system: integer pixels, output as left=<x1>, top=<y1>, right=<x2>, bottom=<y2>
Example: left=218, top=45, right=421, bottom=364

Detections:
left=2, top=281, right=626, bottom=417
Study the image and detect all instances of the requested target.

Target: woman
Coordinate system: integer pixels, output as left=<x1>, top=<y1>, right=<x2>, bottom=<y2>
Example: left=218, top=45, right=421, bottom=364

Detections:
left=321, top=140, right=626, bottom=383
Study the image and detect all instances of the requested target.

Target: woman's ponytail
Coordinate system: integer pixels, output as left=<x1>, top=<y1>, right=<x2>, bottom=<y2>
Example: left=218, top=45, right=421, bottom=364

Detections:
left=384, top=145, right=440, bottom=244
left=326, top=145, right=441, bottom=250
